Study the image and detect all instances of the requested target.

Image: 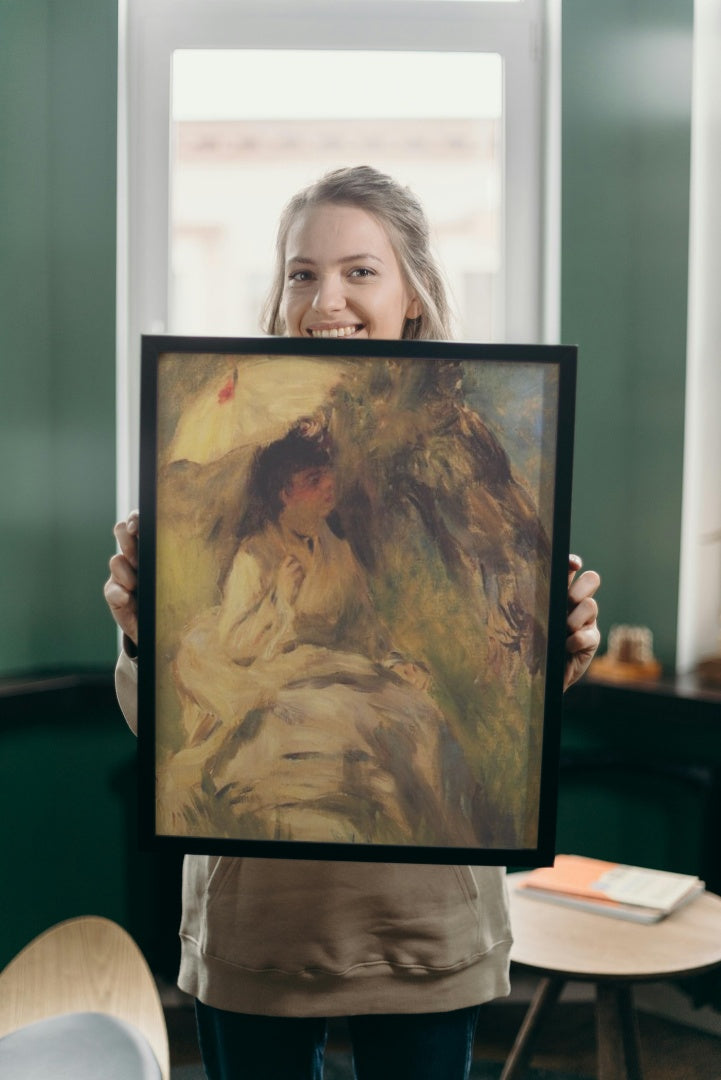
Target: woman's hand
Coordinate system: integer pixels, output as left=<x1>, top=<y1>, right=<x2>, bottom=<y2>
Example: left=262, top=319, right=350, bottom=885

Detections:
left=104, top=510, right=139, bottom=646
left=564, top=554, right=601, bottom=691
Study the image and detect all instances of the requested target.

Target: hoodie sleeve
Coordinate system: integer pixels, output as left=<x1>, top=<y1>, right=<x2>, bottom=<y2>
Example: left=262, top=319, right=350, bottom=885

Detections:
left=115, top=644, right=139, bottom=736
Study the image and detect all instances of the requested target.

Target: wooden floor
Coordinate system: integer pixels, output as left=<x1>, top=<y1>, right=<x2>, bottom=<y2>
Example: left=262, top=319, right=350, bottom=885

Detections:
left=166, top=994, right=721, bottom=1079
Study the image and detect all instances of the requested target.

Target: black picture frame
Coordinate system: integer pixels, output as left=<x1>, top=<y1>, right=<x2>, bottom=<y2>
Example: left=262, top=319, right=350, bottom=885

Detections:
left=138, top=335, right=576, bottom=865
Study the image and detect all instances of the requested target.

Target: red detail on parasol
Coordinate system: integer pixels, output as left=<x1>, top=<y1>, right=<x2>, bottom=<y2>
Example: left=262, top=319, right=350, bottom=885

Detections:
left=218, top=376, right=235, bottom=404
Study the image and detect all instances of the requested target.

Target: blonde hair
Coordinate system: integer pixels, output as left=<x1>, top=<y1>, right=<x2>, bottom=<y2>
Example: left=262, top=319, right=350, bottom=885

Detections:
left=262, top=165, right=453, bottom=341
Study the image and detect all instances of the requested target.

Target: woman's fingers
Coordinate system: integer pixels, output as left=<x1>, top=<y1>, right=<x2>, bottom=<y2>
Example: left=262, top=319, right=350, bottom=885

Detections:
left=566, top=588, right=600, bottom=635
left=564, top=560, right=601, bottom=690
left=568, top=567, right=601, bottom=610
left=108, top=551, right=137, bottom=591
left=113, top=511, right=139, bottom=567
left=103, top=576, right=139, bottom=643
left=105, top=511, right=140, bottom=645
left=567, top=552, right=583, bottom=586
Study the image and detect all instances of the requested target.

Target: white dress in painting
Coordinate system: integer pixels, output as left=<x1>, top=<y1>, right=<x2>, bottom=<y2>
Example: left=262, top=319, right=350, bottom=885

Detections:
left=161, top=517, right=481, bottom=848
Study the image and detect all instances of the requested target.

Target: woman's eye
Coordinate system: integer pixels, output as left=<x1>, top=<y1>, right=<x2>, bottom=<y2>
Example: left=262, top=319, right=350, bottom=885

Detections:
left=288, top=269, right=313, bottom=283
left=349, top=267, right=375, bottom=279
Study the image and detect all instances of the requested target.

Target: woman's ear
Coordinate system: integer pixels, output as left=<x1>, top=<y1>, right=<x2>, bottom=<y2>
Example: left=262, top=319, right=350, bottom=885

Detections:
left=406, top=296, right=423, bottom=320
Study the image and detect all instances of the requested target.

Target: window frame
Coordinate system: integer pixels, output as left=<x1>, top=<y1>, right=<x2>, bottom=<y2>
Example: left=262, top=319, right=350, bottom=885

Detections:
left=117, top=0, right=558, bottom=510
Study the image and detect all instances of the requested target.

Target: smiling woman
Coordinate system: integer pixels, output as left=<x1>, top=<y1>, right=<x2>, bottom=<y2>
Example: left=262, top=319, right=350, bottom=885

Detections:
left=264, top=167, right=451, bottom=342
left=281, top=204, right=421, bottom=340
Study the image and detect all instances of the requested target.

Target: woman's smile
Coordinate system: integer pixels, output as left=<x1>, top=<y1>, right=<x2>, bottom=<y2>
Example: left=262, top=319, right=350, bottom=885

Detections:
left=307, top=323, right=364, bottom=339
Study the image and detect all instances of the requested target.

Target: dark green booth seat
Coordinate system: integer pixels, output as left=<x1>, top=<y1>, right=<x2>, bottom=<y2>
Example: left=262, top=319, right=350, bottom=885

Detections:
left=0, top=671, right=183, bottom=978
left=558, top=673, right=721, bottom=1011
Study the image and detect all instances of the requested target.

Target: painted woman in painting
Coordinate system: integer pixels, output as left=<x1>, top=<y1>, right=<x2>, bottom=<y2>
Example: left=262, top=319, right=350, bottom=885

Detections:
left=164, top=419, right=481, bottom=846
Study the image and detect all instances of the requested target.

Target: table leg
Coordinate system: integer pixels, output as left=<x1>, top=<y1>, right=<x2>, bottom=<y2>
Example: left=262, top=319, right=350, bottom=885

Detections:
left=596, top=982, right=643, bottom=1080
left=500, top=976, right=565, bottom=1080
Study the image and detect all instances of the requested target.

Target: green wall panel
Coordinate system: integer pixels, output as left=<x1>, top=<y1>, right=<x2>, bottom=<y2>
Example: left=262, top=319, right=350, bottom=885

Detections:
left=0, top=2, right=54, bottom=670
left=562, top=0, right=693, bottom=669
left=0, top=0, right=118, bottom=675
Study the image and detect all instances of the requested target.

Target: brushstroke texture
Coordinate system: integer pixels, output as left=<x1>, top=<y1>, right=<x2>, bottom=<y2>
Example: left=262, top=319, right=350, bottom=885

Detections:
left=153, top=354, right=555, bottom=850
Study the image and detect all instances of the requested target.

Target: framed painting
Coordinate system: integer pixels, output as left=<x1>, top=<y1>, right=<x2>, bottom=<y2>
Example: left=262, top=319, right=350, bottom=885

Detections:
left=137, top=336, right=576, bottom=865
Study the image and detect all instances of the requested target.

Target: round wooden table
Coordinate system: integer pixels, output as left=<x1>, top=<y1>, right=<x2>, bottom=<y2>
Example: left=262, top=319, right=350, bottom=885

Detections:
left=503, top=873, right=721, bottom=1080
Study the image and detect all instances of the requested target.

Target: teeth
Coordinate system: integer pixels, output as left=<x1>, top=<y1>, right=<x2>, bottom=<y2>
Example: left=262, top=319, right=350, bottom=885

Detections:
left=311, top=326, right=359, bottom=338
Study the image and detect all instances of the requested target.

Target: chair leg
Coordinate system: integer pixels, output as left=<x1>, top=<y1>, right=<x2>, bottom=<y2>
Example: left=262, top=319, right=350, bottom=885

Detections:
left=596, top=982, right=643, bottom=1080
left=500, top=976, right=565, bottom=1080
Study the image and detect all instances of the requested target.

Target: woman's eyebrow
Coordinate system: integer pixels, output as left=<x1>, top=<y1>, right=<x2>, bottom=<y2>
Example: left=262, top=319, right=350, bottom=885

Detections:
left=338, top=253, right=384, bottom=265
left=286, top=253, right=384, bottom=266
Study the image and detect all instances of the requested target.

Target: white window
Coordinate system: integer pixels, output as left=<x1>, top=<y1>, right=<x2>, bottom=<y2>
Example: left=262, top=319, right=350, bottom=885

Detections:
left=677, top=0, right=721, bottom=674
left=169, top=49, right=504, bottom=342
left=117, top=0, right=558, bottom=510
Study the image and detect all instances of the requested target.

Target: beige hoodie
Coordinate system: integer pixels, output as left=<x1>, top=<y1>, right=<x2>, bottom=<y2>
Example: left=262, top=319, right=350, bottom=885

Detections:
left=116, top=650, right=512, bottom=1016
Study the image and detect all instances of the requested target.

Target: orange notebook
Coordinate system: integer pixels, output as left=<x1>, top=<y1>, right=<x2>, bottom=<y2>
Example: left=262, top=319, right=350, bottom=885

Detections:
left=516, top=855, right=704, bottom=923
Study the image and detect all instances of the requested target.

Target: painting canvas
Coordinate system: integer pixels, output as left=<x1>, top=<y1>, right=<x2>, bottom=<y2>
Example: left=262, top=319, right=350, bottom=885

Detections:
left=138, top=336, right=576, bottom=864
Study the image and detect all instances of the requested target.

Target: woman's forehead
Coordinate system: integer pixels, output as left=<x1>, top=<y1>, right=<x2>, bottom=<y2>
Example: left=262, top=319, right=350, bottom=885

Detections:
left=285, top=203, right=396, bottom=261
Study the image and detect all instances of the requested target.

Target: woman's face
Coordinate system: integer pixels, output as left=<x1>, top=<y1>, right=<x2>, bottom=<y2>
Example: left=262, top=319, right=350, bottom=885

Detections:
left=280, top=465, right=336, bottom=532
left=281, top=203, right=421, bottom=341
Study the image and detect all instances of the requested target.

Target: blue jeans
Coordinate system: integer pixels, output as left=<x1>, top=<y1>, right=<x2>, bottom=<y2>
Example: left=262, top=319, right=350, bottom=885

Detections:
left=195, top=1000, right=481, bottom=1080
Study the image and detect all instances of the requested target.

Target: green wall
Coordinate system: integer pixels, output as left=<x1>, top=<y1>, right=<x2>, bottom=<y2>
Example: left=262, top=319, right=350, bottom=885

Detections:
left=0, top=0, right=118, bottom=676
left=0, top=0, right=130, bottom=969
left=562, top=0, right=693, bottom=669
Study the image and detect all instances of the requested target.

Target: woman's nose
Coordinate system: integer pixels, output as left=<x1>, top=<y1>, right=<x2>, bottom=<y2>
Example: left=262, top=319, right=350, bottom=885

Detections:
left=312, top=274, right=345, bottom=314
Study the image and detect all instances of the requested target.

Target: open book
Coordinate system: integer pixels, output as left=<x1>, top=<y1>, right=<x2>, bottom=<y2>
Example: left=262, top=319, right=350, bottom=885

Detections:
left=515, top=854, right=705, bottom=923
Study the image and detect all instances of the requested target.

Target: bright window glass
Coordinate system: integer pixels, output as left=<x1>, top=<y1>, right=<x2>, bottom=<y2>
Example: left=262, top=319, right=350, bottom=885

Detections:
left=170, top=50, right=503, bottom=341
left=371, top=0, right=521, bottom=3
